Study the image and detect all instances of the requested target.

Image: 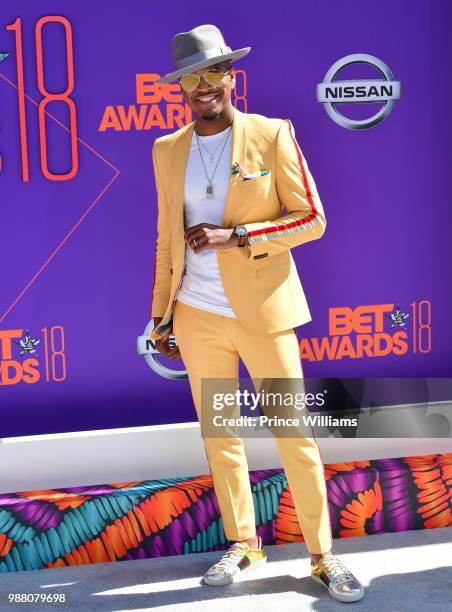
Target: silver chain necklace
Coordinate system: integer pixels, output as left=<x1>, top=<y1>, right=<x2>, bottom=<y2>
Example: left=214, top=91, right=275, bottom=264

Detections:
left=197, top=127, right=230, bottom=163
left=195, top=125, right=232, bottom=199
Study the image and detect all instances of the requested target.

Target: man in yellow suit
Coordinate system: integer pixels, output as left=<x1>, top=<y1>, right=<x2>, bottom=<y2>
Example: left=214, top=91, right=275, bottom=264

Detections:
left=150, top=24, right=364, bottom=603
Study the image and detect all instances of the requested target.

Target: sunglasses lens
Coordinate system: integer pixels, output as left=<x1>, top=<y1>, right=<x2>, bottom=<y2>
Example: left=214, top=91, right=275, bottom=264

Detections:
left=205, top=69, right=228, bottom=86
left=180, top=68, right=230, bottom=92
left=180, top=74, right=200, bottom=92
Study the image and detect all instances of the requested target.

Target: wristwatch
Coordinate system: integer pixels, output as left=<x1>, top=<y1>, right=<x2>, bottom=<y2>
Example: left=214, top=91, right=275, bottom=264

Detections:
left=233, top=225, right=248, bottom=247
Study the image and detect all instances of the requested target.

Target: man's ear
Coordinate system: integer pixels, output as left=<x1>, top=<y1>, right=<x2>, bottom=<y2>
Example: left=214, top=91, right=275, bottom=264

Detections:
left=230, top=67, right=236, bottom=88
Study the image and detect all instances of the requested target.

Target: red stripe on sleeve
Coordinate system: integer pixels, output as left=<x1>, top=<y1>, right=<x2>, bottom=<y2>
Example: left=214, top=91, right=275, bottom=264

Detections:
left=247, top=119, right=318, bottom=238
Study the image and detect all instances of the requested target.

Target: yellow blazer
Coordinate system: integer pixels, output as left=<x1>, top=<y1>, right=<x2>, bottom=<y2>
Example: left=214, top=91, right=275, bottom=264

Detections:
left=149, top=107, right=326, bottom=341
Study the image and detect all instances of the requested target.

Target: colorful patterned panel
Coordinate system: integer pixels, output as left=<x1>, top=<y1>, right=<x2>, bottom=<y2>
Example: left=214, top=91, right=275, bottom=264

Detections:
left=0, top=454, right=450, bottom=573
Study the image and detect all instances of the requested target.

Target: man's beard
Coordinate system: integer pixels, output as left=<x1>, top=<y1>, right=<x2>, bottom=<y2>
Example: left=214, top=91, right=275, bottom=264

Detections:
left=201, top=109, right=223, bottom=122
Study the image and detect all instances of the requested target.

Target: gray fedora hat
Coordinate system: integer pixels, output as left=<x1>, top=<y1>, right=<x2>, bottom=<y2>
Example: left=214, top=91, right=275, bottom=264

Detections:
left=156, top=24, right=251, bottom=84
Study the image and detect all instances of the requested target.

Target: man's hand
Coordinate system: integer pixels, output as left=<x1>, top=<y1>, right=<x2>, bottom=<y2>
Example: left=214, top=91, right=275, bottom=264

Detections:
left=152, top=317, right=181, bottom=360
left=184, top=223, right=239, bottom=254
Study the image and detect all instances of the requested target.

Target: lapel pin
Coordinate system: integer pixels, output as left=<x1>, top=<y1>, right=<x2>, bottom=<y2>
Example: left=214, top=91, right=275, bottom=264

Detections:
left=231, top=161, right=244, bottom=176
left=231, top=162, right=269, bottom=180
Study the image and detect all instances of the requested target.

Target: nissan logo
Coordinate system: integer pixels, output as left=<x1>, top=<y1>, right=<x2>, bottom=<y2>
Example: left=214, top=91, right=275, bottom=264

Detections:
left=317, top=53, right=401, bottom=129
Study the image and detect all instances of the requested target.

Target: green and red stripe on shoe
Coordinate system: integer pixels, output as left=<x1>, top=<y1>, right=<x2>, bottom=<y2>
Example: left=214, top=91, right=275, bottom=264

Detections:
left=202, top=535, right=267, bottom=586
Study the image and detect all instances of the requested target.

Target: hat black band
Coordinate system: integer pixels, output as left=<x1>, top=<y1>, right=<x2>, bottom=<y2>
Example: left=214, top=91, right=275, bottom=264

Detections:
left=175, top=45, right=233, bottom=69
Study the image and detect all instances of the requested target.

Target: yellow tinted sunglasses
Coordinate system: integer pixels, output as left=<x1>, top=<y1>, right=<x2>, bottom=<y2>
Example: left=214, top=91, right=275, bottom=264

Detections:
left=179, top=67, right=232, bottom=92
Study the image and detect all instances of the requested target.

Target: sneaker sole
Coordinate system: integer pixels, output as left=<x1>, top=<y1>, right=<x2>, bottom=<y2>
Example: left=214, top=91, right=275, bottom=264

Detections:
left=203, top=555, right=267, bottom=586
left=311, top=574, right=365, bottom=602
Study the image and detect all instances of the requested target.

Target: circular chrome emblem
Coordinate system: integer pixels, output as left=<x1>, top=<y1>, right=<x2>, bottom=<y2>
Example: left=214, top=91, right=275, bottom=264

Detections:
left=137, top=319, right=188, bottom=380
left=317, top=53, right=401, bottom=129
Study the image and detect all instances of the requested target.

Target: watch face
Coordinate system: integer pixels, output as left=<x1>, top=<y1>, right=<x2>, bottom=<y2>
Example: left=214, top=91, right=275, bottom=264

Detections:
left=235, top=226, right=247, bottom=237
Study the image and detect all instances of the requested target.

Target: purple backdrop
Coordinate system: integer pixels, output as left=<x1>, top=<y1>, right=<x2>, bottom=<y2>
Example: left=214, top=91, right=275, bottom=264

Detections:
left=0, top=0, right=450, bottom=437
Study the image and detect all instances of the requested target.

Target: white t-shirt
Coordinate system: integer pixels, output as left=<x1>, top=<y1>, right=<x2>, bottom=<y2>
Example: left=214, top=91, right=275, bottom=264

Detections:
left=175, top=125, right=236, bottom=317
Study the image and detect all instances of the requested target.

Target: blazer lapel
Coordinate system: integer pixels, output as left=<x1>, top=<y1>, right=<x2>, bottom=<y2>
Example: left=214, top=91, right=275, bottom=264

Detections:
left=222, top=106, right=247, bottom=227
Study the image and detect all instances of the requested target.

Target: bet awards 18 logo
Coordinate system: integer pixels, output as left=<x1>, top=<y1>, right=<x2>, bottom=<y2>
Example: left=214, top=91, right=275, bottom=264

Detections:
left=0, top=327, right=67, bottom=386
left=300, top=301, right=431, bottom=361
left=98, top=70, right=248, bottom=132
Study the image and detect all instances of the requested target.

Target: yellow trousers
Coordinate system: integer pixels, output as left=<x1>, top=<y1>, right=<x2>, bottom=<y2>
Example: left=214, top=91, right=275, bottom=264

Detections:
left=173, top=299, right=333, bottom=554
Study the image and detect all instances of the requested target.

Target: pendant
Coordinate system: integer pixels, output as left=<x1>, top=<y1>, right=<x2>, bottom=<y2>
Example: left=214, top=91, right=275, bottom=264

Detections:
left=206, top=183, right=214, bottom=199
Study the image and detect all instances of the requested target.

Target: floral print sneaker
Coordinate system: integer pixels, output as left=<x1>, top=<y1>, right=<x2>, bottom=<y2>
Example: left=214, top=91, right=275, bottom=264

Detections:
left=203, top=535, right=267, bottom=586
left=310, top=553, right=365, bottom=602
